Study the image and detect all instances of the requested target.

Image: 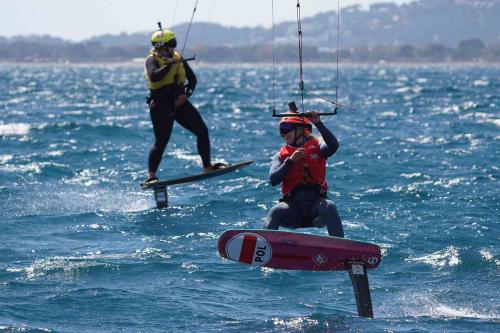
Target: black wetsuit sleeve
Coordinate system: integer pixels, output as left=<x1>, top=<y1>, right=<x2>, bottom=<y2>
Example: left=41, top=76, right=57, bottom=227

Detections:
left=269, top=152, right=294, bottom=186
left=315, top=121, right=339, bottom=158
left=182, top=61, right=197, bottom=96
left=145, top=56, right=172, bottom=82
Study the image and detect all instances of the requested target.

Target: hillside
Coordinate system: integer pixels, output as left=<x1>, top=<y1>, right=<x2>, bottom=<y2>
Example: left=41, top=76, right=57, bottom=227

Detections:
left=84, top=0, right=499, bottom=48
left=1, top=0, right=499, bottom=63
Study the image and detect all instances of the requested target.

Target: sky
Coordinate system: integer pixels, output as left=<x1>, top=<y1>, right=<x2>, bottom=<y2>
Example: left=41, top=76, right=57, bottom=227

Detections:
left=1, top=0, right=414, bottom=41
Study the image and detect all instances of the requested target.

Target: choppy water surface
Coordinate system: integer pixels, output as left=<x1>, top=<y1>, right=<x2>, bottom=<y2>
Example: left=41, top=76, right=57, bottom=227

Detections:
left=0, top=64, right=498, bottom=332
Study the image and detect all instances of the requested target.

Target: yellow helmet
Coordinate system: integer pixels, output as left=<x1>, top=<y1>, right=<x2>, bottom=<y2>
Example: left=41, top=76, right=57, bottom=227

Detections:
left=151, top=29, right=177, bottom=48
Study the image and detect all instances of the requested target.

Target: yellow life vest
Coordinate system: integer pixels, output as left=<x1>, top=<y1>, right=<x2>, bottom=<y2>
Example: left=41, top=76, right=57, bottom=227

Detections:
left=144, top=50, right=186, bottom=90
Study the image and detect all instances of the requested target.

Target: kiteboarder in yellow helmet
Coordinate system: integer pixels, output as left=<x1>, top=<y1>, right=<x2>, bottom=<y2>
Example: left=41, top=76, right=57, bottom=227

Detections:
left=143, top=28, right=225, bottom=184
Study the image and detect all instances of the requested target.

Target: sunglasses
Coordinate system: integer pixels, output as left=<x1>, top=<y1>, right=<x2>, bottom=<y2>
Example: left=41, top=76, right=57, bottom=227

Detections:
left=156, top=39, right=177, bottom=49
left=166, top=39, right=177, bottom=48
left=279, top=123, right=295, bottom=135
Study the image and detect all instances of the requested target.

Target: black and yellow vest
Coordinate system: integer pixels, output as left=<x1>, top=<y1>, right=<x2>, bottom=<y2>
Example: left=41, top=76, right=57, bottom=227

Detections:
left=144, top=50, right=186, bottom=90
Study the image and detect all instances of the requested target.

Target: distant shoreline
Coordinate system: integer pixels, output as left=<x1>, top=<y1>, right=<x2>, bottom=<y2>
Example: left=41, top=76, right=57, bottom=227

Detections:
left=1, top=61, right=498, bottom=67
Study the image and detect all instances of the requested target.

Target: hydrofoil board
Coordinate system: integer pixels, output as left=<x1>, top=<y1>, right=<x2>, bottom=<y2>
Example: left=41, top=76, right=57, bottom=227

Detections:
left=218, top=229, right=381, bottom=271
left=141, top=160, right=253, bottom=208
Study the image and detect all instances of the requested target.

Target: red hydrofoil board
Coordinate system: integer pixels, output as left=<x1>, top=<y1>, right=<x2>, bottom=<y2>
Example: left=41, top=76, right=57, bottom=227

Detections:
left=218, top=229, right=381, bottom=271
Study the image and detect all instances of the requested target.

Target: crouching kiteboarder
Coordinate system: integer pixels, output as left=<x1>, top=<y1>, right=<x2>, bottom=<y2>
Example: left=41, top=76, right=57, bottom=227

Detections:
left=264, top=107, right=344, bottom=238
left=263, top=105, right=376, bottom=318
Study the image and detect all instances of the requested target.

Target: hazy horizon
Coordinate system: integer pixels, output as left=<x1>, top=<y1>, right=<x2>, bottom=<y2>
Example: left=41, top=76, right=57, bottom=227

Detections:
left=1, top=0, right=413, bottom=41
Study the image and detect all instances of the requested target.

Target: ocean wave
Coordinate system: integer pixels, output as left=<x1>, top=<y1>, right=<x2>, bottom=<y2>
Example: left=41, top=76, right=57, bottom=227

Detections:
left=0, top=154, right=13, bottom=164
left=0, top=161, right=66, bottom=174
left=270, top=316, right=320, bottom=330
left=0, top=123, right=30, bottom=136
left=3, top=185, right=152, bottom=217
left=460, top=112, right=500, bottom=127
left=8, top=249, right=172, bottom=280
left=401, top=292, right=499, bottom=320
left=400, top=172, right=429, bottom=179
left=406, top=246, right=461, bottom=269
left=379, top=111, right=398, bottom=117
left=394, top=86, right=423, bottom=94
left=473, top=79, right=489, bottom=87
left=433, top=177, right=471, bottom=189
left=479, top=249, right=500, bottom=267
left=0, top=325, right=53, bottom=333
left=1, top=64, right=498, bottom=332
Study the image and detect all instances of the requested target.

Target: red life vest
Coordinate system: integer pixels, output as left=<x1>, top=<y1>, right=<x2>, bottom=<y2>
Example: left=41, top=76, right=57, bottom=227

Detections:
left=279, top=137, right=327, bottom=196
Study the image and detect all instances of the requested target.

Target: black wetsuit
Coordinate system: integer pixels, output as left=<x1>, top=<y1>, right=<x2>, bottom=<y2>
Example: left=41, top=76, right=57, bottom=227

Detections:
left=264, top=121, right=345, bottom=237
left=145, top=56, right=211, bottom=172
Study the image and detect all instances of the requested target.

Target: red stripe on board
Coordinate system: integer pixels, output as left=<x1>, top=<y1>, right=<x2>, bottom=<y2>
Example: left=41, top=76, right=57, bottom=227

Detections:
left=239, top=235, right=257, bottom=264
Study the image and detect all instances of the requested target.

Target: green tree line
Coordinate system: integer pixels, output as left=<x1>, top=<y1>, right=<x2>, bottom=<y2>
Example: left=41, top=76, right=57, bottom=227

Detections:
left=0, top=39, right=498, bottom=63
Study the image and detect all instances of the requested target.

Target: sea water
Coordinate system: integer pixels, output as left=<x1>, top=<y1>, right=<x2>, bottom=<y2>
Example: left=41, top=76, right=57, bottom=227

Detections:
left=0, top=64, right=498, bottom=332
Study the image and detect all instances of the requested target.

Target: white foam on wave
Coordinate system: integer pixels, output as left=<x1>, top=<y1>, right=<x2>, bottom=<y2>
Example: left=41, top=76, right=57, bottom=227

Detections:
left=261, top=267, right=279, bottom=276
left=400, top=172, right=426, bottom=179
left=405, top=133, right=450, bottom=146
left=404, top=135, right=434, bottom=144
left=72, top=223, right=111, bottom=231
left=473, top=79, right=489, bottom=87
left=462, top=101, right=478, bottom=110
left=480, top=249, right=500, bottom=266
left=167, top=148, right=201, bottom=164
left=433, top=177, right=470, bottom=188
left=8, top=248, right=171, bottom=280
left=3, top=182, right=154, bottom=217
left=64, top=168, right=101, bottom=187
left=0, top=154, right=13, bottom=164
left=394, top=86, right=422, bottom=94
left=0, top=325, right=52, bottom=332
left=181, top=262, right=199, bottom=272
left=406, top=246, right=461, bottom=269
left=8, top=110, right=27, bottom=116
left=0, top=122, right=30, bottom=136
left=104, top=115, right=139, bottom=123
left=270, top=316, right=319, bottom=330
left=4, top=97, right=27, bottom=106
left=0, top=161, right=60, bottom=174
left=388, top=180, right=434, bottom=194
left=343, top=219, right=370, bottom=230
left=8, top=255, right=112, bottom=279
left=196, top=232, right=219, bottom=240
left=363, top=187, right=383, bottom=194
left=60, top=170, right=152, bottom=214
left=47, top=150, right=64, bottom=157
left=379, top=111, right=398, bottom=117
left=460, top=112, right=500, bottom=127
left=400, top=292, right=499, bottom=320
left=438, top=104, right=461, bottom=114
left=395, top=87, right=411, bottom=93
